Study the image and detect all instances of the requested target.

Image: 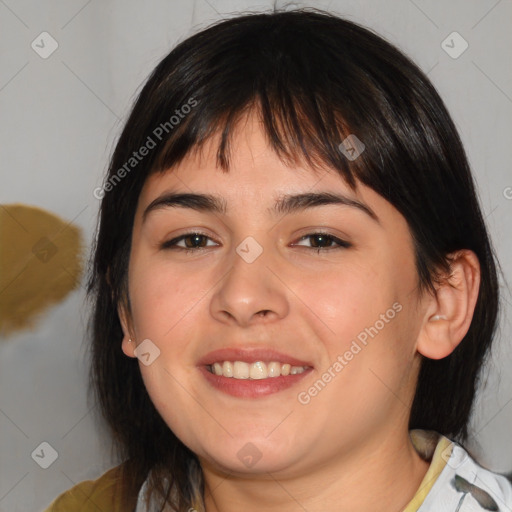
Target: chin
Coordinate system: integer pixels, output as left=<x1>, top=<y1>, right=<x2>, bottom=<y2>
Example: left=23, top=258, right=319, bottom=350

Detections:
left=201, top=449, right=298, bottom=477
left=193, top=434, right=308, bottom=477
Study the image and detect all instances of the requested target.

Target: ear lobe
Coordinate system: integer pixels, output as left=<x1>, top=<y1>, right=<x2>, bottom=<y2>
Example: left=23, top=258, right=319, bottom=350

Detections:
left=121, top=337, right=136, bottom=358
left=416, top=250, right=480, bottom=360
left=417, top=315, right=452, bottom=360
left=118, top=303, right=136, bottom=358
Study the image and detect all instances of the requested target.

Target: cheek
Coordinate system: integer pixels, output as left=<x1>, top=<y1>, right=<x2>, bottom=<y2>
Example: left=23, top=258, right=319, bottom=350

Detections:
left=128, top=257, right=210, bottom=340
left=290, top=257, right=398, bottom=351
left=127, top=260, right=212, bottom=440
left=297, top=255, right=417, bottom=395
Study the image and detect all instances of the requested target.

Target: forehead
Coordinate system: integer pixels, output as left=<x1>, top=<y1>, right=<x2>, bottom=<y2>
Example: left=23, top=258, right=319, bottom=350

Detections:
left=134, top=111, right=406, bottom=236
left=139, top=113, right=359, bottom=204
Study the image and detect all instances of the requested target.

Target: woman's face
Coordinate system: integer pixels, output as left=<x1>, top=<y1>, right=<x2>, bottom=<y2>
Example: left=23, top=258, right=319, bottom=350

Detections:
left=121, top=113, right=428, bottom=478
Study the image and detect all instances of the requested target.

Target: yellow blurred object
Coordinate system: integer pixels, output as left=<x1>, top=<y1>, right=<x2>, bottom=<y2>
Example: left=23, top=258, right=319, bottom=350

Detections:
left=0, top=203, right=84, bottom=336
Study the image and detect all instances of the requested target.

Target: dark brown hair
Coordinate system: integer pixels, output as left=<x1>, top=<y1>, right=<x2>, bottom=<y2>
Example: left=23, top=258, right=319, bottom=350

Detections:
left=87, top=7, right=501, bottom=511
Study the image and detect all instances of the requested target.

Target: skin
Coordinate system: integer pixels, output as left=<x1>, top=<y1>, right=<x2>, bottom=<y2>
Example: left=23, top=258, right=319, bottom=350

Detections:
left=118, top=111, right=480, bottom=512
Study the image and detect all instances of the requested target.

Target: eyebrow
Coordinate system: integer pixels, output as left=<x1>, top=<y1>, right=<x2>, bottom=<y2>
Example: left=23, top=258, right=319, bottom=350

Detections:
left=142, top=191, right=379, bottom=223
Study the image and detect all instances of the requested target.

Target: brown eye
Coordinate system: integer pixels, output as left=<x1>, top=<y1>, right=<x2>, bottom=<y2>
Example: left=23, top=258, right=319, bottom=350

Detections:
left=294, top=233, right=351, bottom=251
left=161, top=232, right=218, bottom=252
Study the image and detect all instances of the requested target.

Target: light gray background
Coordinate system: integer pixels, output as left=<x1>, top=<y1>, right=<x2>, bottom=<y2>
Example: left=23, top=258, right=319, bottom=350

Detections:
left=0, top=1, right=511, bottom=510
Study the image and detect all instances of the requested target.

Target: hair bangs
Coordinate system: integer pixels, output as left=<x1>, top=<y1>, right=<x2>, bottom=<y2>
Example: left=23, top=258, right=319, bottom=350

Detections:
left=152, top=96, right=360, bottom=191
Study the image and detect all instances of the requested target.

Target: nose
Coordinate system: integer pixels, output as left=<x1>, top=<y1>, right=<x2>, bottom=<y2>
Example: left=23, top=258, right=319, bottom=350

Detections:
left=209, top=245, right=289, bottom=327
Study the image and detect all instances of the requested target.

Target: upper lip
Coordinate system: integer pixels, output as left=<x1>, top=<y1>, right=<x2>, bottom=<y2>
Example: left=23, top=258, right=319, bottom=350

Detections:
left=197, top=347, right=313, bottom=367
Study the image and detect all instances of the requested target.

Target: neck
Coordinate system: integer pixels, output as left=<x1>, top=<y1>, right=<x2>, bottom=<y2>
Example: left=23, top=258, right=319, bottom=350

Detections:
left=200, top=427, right=430, bottom=512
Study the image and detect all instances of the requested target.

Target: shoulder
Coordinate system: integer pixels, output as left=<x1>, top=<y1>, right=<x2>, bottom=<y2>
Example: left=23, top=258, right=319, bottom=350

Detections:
left=43, top=463, right=126, bottom=512
left=421, top=438, right=512, bottom=511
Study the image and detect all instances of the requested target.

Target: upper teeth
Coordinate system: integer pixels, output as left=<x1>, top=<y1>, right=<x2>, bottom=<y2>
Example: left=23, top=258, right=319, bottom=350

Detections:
left=210, top=361, right=308, bottom=379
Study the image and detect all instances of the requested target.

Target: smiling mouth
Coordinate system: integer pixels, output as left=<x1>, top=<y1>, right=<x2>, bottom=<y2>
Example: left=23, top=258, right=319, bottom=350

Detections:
left=207, top=360, right=310, bottom=379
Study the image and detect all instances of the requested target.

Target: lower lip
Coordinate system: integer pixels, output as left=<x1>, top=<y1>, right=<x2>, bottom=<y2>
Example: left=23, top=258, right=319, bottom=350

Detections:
left=198, top=365, right=313, bottom=398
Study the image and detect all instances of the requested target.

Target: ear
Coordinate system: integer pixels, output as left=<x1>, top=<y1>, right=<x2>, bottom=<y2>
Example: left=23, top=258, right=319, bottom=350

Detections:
left=118, top=302, right=137, bottom=358
left=416, top=250, right=481, bottom=360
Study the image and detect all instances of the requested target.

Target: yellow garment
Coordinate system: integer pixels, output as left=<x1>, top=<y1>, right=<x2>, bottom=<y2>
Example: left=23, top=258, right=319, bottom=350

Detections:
left=43, top=430, right=451, bottom=511
left=43, top=464, right=125, bottom=511
left=404, top=430, right=452, bottom=511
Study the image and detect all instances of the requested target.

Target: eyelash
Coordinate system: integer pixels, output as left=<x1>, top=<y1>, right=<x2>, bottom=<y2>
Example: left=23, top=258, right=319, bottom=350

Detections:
left=160, top=231, right=351, bottom=254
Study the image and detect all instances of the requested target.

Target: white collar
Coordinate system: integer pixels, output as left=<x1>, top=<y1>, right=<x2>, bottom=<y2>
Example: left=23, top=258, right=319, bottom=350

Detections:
left=134, top=431, right=512, bottom=511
